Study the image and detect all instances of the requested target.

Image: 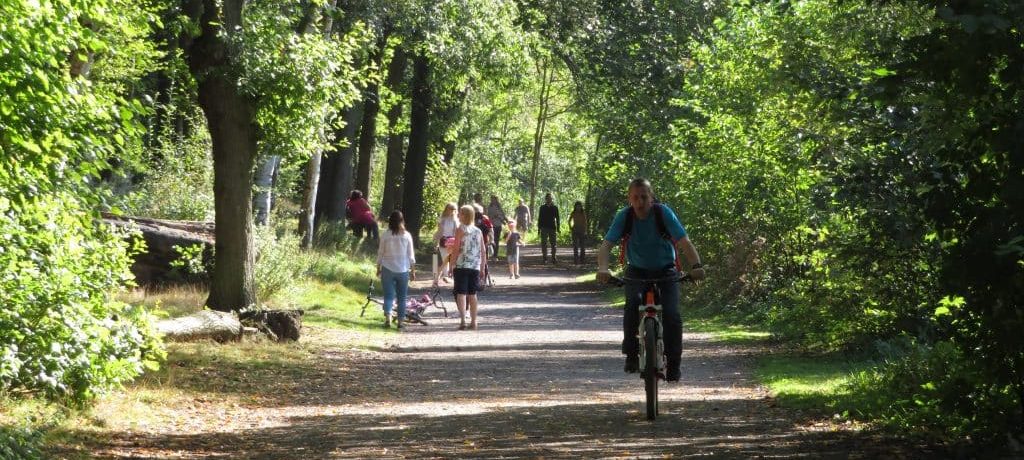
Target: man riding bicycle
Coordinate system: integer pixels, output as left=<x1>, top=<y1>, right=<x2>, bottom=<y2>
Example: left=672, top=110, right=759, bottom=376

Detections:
left=597, top=178, right=706, bottom=382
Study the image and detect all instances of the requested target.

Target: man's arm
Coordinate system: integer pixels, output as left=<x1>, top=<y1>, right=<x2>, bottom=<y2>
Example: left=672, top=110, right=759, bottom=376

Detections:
left=597, top=240, right=613, bottom=283
left=675, top=237, right=705, bottom=280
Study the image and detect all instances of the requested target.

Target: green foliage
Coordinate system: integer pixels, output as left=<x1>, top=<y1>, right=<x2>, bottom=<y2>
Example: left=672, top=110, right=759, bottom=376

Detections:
left=848, top=340, right=1022, bottom=445
left=170, top=243, right=210, bottom=277
left=122, top=114, right=215, bottom=220
left=254, top=226, right=309, bottom=301
left=678, top=0, right=1023, bottom=444
left=239, top=2, right=371, bottom=164
left=0, top=425, right=43, bottom=460
left=421, top=152, right=459, bottom=237
left=1, top=0, right=165, bottom=406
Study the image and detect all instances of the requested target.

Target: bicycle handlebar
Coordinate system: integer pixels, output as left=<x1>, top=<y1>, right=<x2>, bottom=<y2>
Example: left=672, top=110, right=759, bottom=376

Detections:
left=605, top=273, right=693, bottom=287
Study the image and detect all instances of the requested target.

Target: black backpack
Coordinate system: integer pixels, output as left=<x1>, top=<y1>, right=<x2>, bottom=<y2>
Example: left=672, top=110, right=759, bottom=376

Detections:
left=619, top=203, right=681, bottom=270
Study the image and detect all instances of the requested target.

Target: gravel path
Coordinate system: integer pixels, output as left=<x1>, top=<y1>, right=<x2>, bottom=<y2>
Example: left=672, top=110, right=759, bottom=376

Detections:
left=83, top=245, right=941, bottom=459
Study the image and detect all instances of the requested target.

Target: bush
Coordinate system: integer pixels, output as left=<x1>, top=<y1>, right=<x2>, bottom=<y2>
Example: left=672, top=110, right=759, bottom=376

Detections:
left=254, top=226, right=310, bottom=301
left=848, top=339, right=1022, bottom=448
left=122, top=115, right=215, bottom=220
left=0, top=196, right=165, bottom=406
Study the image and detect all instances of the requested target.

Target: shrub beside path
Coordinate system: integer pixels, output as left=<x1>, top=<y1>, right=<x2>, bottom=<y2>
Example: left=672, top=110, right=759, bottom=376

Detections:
left=72, top=245, right=939, bottom=459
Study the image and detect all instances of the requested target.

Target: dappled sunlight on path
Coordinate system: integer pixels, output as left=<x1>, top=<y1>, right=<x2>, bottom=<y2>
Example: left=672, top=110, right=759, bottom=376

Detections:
left=72, top=244, right=940, bottom=459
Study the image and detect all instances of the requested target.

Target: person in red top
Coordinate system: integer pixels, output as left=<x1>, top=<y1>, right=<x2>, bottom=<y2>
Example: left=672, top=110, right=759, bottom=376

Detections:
left=345, top=190, right=379, bottom=240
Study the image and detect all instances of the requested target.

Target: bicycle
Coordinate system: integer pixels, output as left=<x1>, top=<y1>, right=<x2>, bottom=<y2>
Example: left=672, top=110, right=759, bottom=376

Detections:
left=608, top=273, right=692, bottom=420
left=360, top=280, right=449, bottom=325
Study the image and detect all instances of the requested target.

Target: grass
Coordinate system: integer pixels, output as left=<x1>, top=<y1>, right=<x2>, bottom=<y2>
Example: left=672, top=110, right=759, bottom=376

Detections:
left=756, top=352, right=877, bottom=418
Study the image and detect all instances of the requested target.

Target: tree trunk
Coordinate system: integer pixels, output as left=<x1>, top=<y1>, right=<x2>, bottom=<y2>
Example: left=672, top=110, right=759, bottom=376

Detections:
left=379, top=45, right=408, bottom=216
left=314, top=150, right=337, bottom=227
left=199, top=75, right=258, bottom=311
left=529, top=59, right=553, bottom=211
left=313, top=104, right=363, bottom=227
left=253, top=155, right=280, bottom=226
left=401, top=52, right=432, bottom=245
left=298, top=148, right=322, bottom=248
left=184, top=0, right=258, bottom=312
left=354, top=31, right=389, bottom=195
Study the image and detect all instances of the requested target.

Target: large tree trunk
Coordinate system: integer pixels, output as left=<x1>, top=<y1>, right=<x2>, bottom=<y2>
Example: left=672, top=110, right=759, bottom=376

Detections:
left=184, top=0, right=258, bottom=312
left=379, top=45, right=408, bottom=216
left=401, top=52, right=431, bottom=245
left=354, top=31, right=389, bottom=195
left=200, top=75, right=258, bottom=311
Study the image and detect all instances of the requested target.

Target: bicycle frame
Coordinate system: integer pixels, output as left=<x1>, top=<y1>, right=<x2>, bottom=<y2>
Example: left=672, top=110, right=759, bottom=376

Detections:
left=638, top=295, right=665, bottom=379
left=608, top=272, right=691, bottom=420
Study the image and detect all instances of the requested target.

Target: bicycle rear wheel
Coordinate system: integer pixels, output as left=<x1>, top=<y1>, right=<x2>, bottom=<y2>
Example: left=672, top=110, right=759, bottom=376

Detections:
left=643, top=317, right=659, bottom=420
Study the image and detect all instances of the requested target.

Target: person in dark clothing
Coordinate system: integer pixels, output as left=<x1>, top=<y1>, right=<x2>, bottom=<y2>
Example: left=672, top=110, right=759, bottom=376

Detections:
left=537, top=193, right=560, bottom=263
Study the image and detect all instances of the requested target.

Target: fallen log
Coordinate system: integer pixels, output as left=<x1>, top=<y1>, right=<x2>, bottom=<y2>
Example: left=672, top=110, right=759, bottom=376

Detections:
left=100, top=213, right=214, bottom=286
left=156, top=310, right=241, bottom=342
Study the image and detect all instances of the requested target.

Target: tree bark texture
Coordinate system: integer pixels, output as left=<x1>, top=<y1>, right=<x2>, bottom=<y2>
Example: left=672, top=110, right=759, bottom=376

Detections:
left=184, top=0, right=258, bottom=312
left=401, top=52, right=432, bottom=246
left=354, top=30, right=389, bottom=195
left=379, top=45, right=408, bottom=217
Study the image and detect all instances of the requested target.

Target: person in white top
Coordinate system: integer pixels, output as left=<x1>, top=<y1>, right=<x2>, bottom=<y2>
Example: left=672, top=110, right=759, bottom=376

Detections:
left=450, top=204, right=485, bottom=330
left=377, top=210, right=416, bottom=330
left=432, top=202, right=458, bottom=286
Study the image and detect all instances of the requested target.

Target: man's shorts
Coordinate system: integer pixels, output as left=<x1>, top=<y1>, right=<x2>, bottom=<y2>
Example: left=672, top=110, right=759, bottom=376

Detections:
left=453, top=268, right=480, bottom=295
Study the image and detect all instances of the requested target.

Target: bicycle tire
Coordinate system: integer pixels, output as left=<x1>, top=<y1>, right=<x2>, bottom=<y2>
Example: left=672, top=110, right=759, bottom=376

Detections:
left=644, top=317, right=659, bottom=420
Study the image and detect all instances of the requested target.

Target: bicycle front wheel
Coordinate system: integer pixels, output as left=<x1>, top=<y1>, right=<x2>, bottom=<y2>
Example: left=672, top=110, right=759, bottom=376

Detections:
left=643, top=317, right=659, bottom=420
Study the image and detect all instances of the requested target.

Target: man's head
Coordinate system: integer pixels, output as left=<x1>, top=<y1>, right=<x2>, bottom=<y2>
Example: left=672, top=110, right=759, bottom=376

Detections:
left=627, top=178, right=654, bottom=215
left=544, top=193, right=553, bottom=204
left=473, top=192, right=483, bottom=204
left=518, top=198, right=524, bottom=205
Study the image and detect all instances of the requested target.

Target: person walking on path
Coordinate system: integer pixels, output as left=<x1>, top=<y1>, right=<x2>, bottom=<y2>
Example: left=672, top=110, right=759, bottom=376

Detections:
left=514, top=198, right=531, bottom=233
left=432, top=202, right=458, bottom=286
left=596, top=178, right=706, bottom=382
left=487, top=195, right=507, bottom=260
left=377, top=210, right=416, bottom=330
left=346, top=190, right=379, bottom=240
left=451, top=204, right=486, bottom=330
left=569, top=200, right=588, bottom=265
left=537, top=192, right=560, bottom=264
left=505, top=220, right=524, bottom=279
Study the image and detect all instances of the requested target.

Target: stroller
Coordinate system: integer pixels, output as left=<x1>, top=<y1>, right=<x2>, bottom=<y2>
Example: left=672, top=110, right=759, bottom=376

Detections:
left=360, top=280, right=448, bottom=325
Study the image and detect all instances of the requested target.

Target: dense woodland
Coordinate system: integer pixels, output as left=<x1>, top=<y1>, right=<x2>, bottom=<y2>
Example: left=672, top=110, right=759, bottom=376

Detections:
left=1, top=0, right=1022, bottom=451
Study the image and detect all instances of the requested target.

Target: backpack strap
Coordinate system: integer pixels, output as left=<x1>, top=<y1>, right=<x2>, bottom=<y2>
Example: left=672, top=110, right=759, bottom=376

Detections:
left=619, top=204, right=682, bottom=270
left=619, top=207, right=636, bottom=266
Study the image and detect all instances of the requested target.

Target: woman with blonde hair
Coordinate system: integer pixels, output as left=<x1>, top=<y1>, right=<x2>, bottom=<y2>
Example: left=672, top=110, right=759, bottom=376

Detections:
left=450, top=204, right=486, bottom=330
left=433, top=202, right=458, bottom=286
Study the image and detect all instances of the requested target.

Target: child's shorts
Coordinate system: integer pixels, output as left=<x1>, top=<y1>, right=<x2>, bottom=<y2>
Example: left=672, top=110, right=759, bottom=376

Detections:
left=452, top=268, right=480, bottom=295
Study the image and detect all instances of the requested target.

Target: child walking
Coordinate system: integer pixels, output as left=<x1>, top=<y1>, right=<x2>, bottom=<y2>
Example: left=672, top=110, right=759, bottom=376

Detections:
left=506, top=220, right=523, bottom=279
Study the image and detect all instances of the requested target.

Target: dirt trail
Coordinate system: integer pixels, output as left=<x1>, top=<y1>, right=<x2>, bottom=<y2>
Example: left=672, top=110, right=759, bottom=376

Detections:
left=84, top=245, right=938, bottom=459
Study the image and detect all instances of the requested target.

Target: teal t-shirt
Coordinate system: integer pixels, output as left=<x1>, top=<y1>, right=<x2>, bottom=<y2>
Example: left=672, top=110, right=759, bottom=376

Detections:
left=604, top=204, right=688, bottom=269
